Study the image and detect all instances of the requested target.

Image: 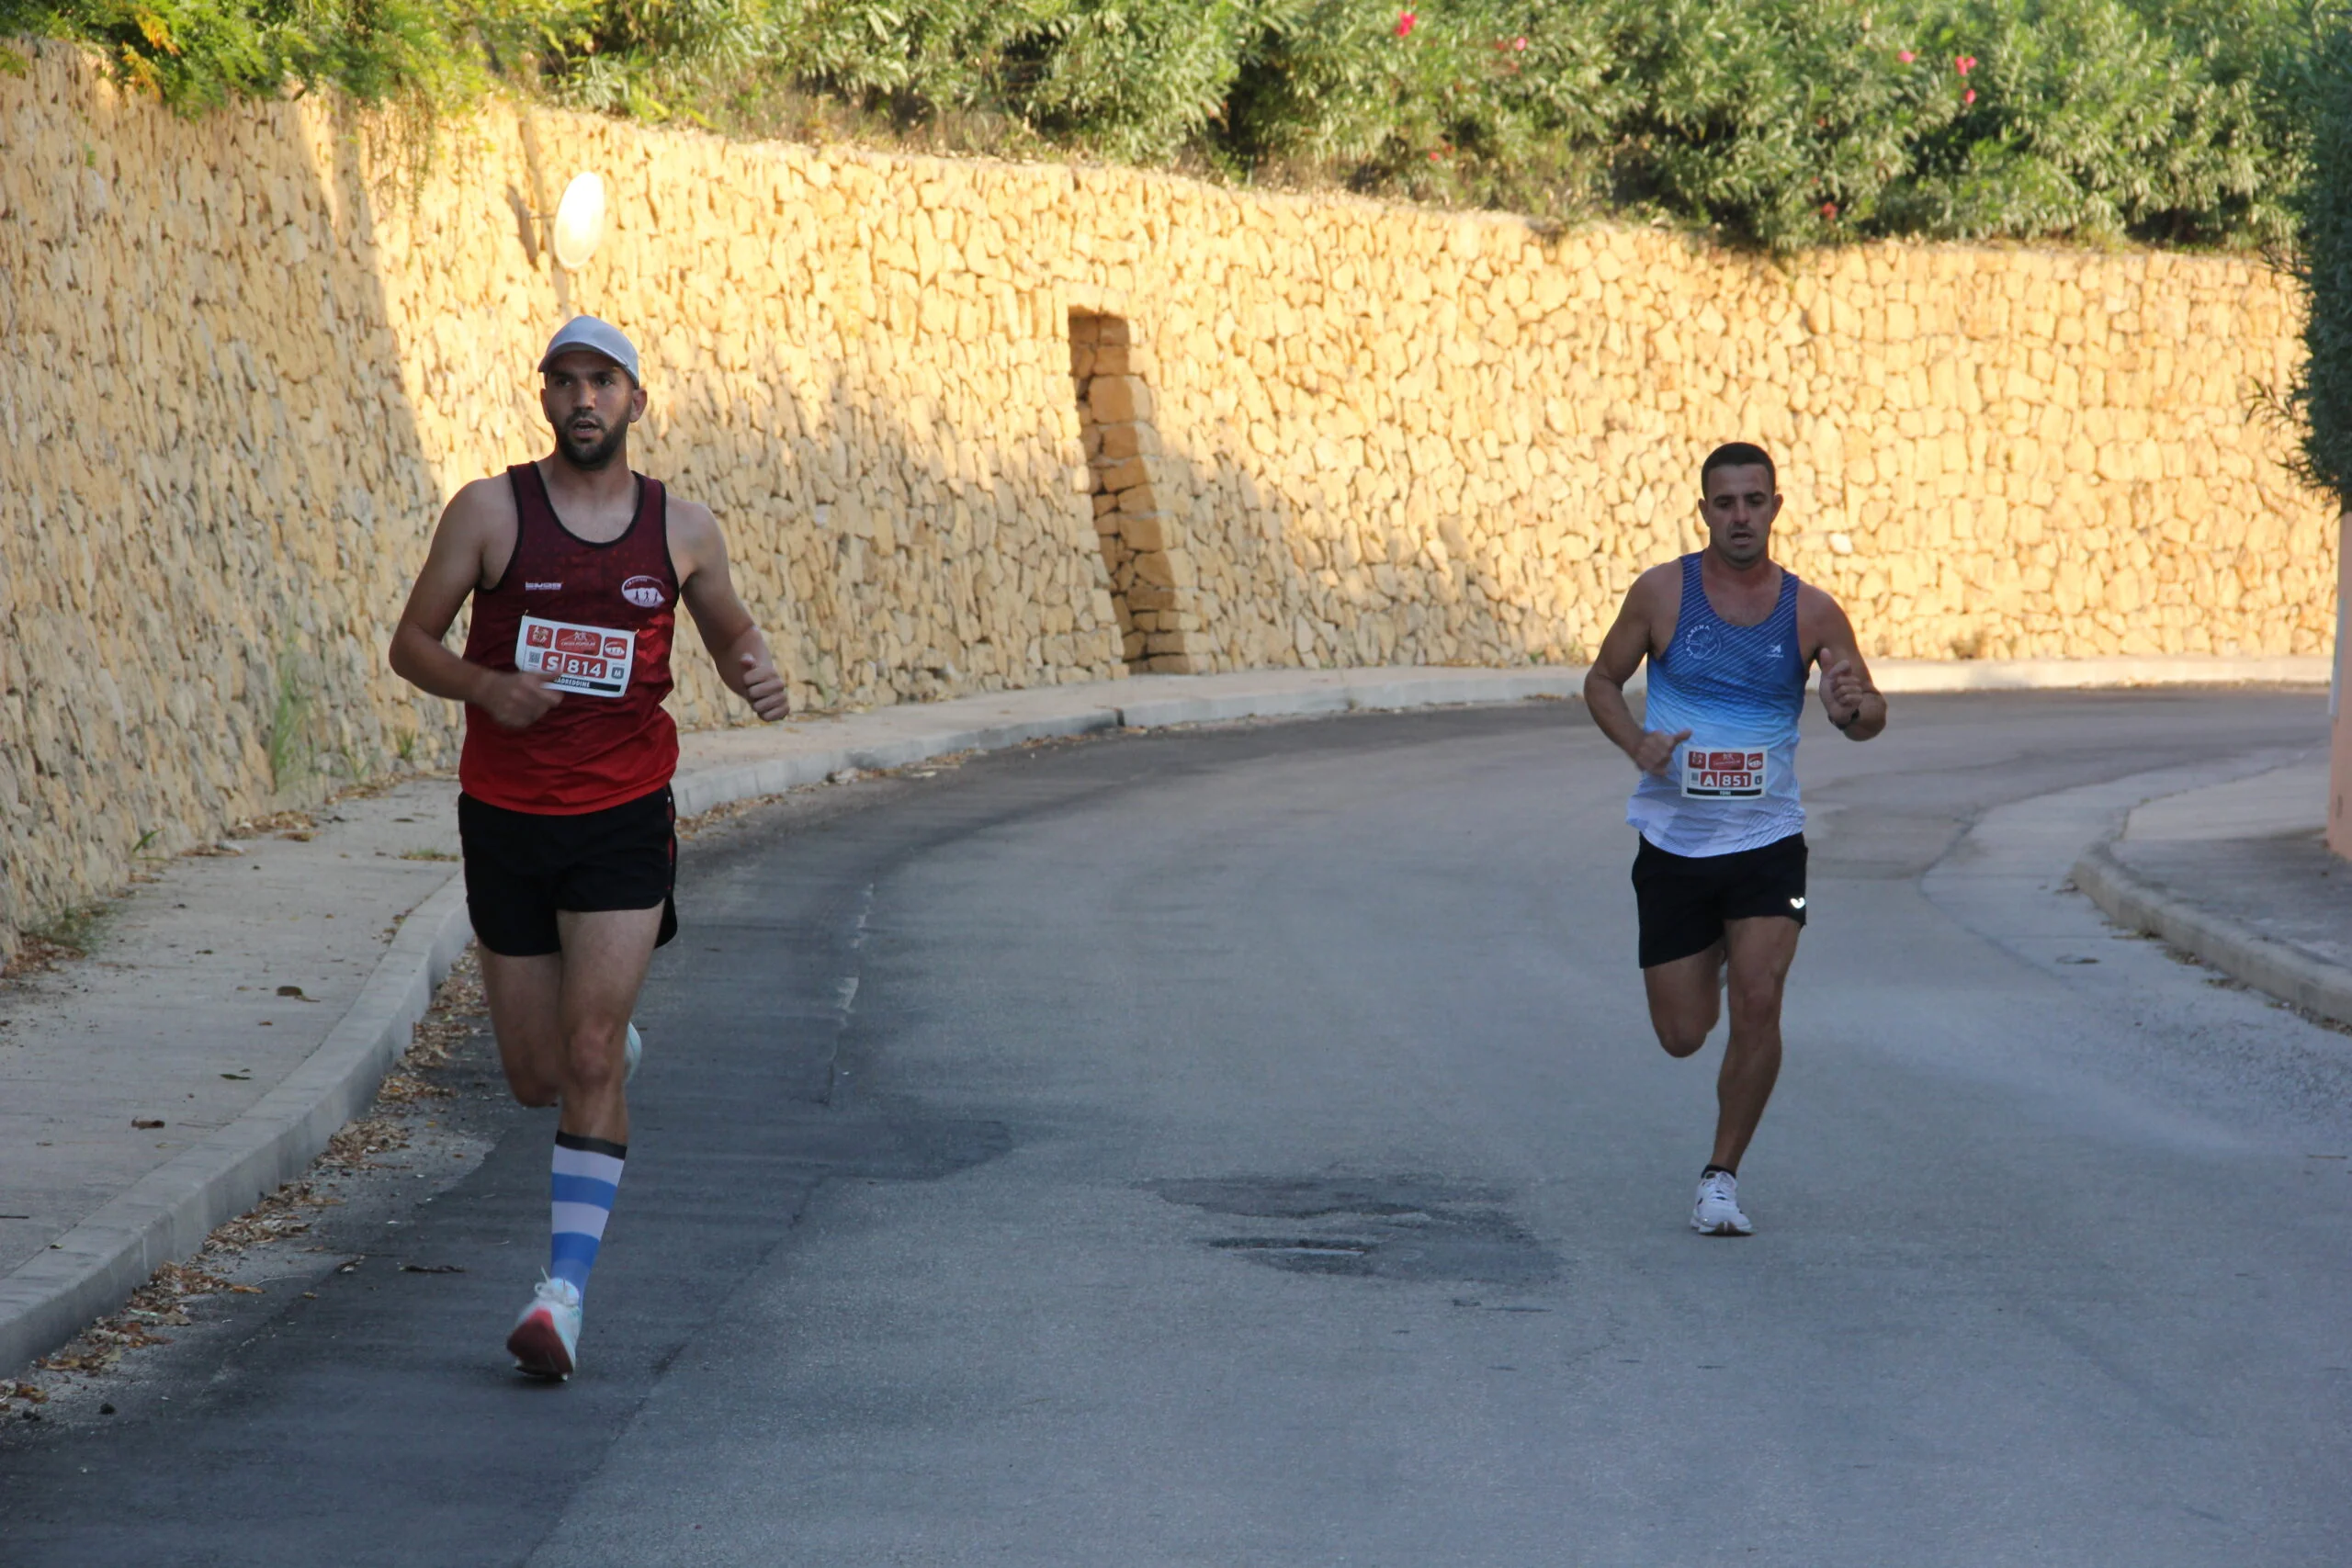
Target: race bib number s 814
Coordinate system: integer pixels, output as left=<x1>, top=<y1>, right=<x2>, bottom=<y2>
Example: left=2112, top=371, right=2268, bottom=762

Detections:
left=1681, top=746, right=1768, bottom=798
left=517, top=615, right=634, bottom=698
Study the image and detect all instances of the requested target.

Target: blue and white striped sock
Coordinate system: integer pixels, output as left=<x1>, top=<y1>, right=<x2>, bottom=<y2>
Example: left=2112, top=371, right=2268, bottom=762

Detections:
left=549, top=1131, right=627, bottom=1297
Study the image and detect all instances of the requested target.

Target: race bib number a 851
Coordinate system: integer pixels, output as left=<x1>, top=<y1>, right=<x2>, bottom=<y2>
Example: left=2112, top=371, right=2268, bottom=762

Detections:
left=517, top=615, right=634, bottom=698
left=1682, top=746, right=1767, bottom=798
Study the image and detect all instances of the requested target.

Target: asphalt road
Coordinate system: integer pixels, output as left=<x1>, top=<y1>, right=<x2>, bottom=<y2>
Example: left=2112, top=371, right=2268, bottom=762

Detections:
left=5, top=691, right=2347, bottom=1566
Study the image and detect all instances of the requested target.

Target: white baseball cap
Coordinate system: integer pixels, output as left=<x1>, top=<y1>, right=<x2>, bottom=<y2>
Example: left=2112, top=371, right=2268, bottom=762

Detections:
left=538, top=315, right=640, bottom=383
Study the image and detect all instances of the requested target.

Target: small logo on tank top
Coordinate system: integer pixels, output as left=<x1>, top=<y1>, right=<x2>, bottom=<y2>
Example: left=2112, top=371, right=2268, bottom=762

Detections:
left=525, top=581, right=563, bottom=592
left=620, top=575, right=667, bottom=609
left=1678, top=618, right=1721, bottom=665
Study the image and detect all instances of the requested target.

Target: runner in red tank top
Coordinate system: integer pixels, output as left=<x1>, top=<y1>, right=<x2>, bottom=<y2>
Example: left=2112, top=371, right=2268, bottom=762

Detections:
left=389, top=317, right=789, bottom=1380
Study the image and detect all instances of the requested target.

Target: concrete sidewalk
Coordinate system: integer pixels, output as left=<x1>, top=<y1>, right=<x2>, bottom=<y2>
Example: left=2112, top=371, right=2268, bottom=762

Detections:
left=2074, top=755, right=2352, bottom=1027
left=0, top=655, right=2334, bottom=1376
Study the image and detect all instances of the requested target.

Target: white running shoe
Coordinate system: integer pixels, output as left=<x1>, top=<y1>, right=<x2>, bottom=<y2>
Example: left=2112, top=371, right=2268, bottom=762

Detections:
left=624, top=1021, right=642, bottom=1084
left=1690, top=1170, right=1754, bottom=1236
left=506, top=1274, right=583, bottom=1379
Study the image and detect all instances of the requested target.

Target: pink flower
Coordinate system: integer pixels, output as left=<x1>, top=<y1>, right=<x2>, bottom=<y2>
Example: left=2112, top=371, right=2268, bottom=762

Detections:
left=1955, top=54, right=1977, bottom=75
left=1897, top=49, right=1916, bottom=63
left=1429, top=149, right=1442, bottom=161
left=1820, top=201, right=1838, bottom=220
left=1963, top=86, right=1976, bottom=104
left=1395, top=9, right=1416, bottom=37
left=1512, top=36, right=1528, bottom=51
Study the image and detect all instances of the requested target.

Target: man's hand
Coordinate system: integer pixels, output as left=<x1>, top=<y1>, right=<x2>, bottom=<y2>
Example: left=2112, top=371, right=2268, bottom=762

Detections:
left=1821, top=658, right=1873, bottom=729
left=740, top=651, right=791, bottom=722
left=1634, top=727, right=1692, bottom=776
left=476, top=670, right=564, bottom=730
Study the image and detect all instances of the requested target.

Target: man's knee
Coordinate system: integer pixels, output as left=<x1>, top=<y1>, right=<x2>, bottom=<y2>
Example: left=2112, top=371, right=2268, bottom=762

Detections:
left=1654, top=1021, right=1711, bottom=1059
left=1726, top=969, right=1787, bottom=1026
left=1644, top=949, right=1723, bottom=1059
left=494, top=1021, right=565, bottom=1106
left=564, top=1023, right=628, bottom=1095
left=1650, top=994, right=1717, bottom=1057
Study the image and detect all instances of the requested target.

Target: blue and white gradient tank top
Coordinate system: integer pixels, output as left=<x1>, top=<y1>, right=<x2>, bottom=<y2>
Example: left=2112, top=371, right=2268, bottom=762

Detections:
left=1627, top=554, right=1807, bottom=857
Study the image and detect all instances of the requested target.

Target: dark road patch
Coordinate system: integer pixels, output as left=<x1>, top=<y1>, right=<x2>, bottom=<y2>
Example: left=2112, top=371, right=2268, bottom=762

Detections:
left=1159, top=1175, right=1559, bottom=1286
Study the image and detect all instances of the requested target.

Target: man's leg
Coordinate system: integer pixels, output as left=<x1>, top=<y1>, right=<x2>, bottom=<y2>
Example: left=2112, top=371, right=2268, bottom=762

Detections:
left=478, top=907, right=658, bottom=1125
left=481, top=951, right=566, bottom=1108
left=1642, top=942, right=1725, bottom=1059
left=492, top=905, right=662, bottom=1378
left=547, top=905, right=663, bottom=1144
left=1708, top=914, right=1802, bottom=1172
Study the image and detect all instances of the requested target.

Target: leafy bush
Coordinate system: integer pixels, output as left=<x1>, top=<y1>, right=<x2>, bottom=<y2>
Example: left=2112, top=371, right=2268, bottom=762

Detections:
left=2291, top=6, right=2352, bottom=504
left=0, top=0, right=2336, bottom=255
left=519, top=0, right=770, bottom=118
left=1216, top=1, right=1619, bottom=209
left=0, top=0, right=471, bottom=110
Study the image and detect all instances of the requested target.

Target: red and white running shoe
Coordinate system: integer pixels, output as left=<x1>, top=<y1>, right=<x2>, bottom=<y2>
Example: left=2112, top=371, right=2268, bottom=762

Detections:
left=506, top=1274, right=583, bottom=1379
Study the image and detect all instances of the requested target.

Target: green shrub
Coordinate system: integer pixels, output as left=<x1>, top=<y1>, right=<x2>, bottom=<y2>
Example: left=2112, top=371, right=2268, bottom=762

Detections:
left=1883, top=0, right=2301, bottom=248
left=1216, top=1, right=1621, bottom=209
left=0, top=0, right=2335, bottom=256
left=2292, top=6, right=2352, bottom=504
left=522, top=0, right=768, bottom=118
left=0, top=0, right=470, bottom=110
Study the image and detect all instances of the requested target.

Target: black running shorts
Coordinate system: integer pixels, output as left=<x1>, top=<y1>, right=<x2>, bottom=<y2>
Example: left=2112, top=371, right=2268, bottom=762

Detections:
left=458, top=785, right=679, bottom=958
left=1630, top=831, right=1807, bottom=969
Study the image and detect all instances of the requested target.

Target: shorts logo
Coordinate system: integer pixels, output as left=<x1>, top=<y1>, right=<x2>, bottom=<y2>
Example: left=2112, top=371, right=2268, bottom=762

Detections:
left=620, top=575, right=667, bottom=609
left=525, top=581, right=564, bottom=592
left=1789, top=897, right=1806, bottom=910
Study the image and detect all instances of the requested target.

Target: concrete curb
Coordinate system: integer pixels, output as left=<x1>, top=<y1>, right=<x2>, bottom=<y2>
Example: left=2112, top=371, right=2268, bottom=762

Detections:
left=1871, top=655, right=2329, bottom=692
left=2071, top=841, right=2352, bottom=1029
left=0, top=877, right=475, bottom=1379
left=671, top=703, right=1125, bottom=816
left=670, top=668, right=1589, bottom=815
left=1114, top=669, right=1587, bottom=729
left=6, top=657, right=2325, bottom=1375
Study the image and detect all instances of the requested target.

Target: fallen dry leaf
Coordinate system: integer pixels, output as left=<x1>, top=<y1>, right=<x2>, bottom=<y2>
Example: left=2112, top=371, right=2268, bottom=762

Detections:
left=3, top=934, right=83, bottom=977
left=204, top=1180, right=332, bottom=1252
left=36, top=1259, right=250, bottom=1372
left=232, top=810, right=316, bottom=836
left=378, top=1069, right=454, bottom=1103
left=322, top=1115, right=409, bottom=1168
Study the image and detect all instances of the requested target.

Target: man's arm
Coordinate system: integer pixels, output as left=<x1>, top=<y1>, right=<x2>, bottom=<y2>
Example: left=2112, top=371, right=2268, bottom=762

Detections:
left=1584, top=566, right=1688, bottom=775
left=387, top=479, right=563, bottom=731
left=1799, top=585, right=1886, bottom=741
left=672, top=500, right=791, bottom=722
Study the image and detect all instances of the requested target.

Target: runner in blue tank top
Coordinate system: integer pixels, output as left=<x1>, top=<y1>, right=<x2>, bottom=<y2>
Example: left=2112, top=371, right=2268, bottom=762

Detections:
left=1584, top=443, right=1886, bottom=1235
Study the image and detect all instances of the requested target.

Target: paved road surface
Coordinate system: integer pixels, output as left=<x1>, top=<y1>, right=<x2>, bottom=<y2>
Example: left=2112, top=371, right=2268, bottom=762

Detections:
left=5, top=692, right=2346, bottom=1566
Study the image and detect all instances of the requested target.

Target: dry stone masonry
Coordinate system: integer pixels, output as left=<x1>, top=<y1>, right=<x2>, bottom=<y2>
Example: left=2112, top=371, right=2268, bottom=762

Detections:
left=0, top=46, right=2335, bottom=961
left=1070, top=310, right=1195, bottom=672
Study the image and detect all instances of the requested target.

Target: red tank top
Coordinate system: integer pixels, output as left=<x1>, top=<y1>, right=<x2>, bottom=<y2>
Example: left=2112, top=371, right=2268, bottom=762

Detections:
left=458, top=463, right=680, bottom=814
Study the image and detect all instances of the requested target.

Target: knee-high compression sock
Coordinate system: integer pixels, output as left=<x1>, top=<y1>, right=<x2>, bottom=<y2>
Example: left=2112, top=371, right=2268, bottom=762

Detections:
left=549, top=1132, right=627, bottom=1297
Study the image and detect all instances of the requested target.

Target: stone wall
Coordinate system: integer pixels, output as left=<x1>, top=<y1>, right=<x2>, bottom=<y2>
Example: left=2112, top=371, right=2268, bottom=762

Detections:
left=0, top=46, right=2335, bottom=957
